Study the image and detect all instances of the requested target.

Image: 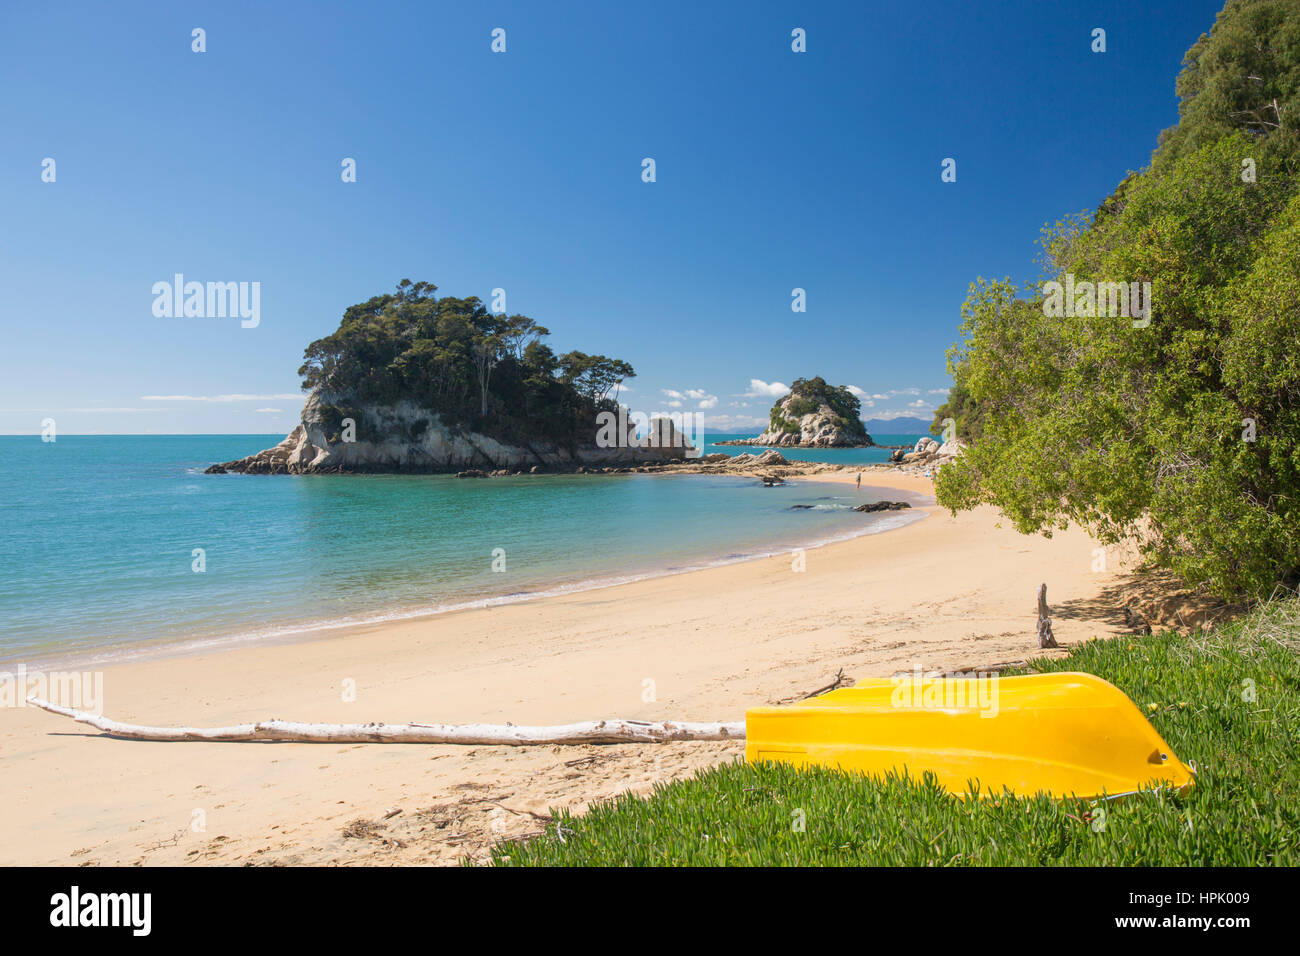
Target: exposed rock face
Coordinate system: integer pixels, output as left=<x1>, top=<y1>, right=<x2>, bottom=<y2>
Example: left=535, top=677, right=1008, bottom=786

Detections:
left=723, top=450, right=790, bottom=469
left=886, top=436, right=968, bottom=474
left=207, top=391, right=692, bottom=475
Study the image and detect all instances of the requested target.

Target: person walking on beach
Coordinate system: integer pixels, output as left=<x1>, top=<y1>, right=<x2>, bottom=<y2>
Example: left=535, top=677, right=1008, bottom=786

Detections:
left=856, top=472, right=862, bottom=493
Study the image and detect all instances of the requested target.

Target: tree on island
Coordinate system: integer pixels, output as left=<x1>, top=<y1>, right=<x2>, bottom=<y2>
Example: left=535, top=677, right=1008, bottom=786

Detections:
left=769, top=376, right=866, bottom=438
left=558, top=351, right=636, bottom=406
left=298, top=280, right=635, bottom=447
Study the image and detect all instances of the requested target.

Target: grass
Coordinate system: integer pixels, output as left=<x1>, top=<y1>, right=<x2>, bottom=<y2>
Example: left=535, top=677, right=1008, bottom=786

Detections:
left=485, top=596, right=1300, bottom=866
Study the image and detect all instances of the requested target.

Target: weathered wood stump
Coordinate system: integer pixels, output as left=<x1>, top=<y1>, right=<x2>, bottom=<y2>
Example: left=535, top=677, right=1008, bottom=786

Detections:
left=1037, top=583, right=1059, bottom=648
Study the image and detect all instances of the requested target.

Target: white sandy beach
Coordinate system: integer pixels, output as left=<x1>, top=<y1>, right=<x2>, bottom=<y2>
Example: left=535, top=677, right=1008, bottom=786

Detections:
left=0, top=472, right=1147, bottom=866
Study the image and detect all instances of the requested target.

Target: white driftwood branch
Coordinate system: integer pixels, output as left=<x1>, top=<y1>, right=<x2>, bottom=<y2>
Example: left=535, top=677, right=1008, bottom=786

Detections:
left=25, top=697, right=745, bottom=745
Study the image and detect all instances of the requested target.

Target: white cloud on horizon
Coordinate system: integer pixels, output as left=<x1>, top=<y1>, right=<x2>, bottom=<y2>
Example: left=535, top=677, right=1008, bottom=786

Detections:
left=60, top=407, right=167, bottom=414
left=662, top=388, right=719, bottom=410
left=140, top=393, right=303, bottom=402
left=701, top=412, right=769, bottom=432
left=1, top=406, right=174, bottom=414
left=700, top=409, right=938, bottom=433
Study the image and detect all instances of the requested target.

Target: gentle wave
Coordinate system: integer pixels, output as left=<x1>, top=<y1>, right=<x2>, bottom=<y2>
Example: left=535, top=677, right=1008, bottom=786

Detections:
left=12, top=507, right=927, bottom=670
left=0, top=435, right=931, bottom=670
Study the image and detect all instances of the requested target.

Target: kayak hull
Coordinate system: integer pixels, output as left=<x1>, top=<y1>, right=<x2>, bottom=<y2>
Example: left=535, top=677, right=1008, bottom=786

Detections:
left=745, top=672, right=1194, bottom=800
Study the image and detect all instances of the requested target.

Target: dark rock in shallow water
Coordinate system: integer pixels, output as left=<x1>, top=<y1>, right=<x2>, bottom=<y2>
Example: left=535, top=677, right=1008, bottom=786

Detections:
left=789, top=504, right=814, bottom=510
left=854, top=500, right=911, bottom=512
left=455, top=469, right=487, bottom=478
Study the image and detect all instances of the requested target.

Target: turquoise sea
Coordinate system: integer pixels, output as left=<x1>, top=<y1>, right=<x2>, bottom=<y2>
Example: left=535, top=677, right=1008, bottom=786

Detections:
left=0, top=433, right=928, bottom=666
left=701, top=433, right=925, bottom=465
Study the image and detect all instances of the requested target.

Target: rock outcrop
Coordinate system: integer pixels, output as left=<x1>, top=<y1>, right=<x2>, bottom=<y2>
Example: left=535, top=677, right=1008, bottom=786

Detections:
left=718, top=380, right=872, bottom=448
left=722, top=450, right=790, bottom=469
left=207, top=391, right=693, bottom=475
left=886, top=436, right=967, bottom=473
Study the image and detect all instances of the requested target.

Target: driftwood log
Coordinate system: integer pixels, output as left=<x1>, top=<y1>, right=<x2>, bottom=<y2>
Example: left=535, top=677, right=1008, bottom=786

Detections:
left=25, top=697, right=744, bottom=745
left=1036, top=583, right=1059, bottom=648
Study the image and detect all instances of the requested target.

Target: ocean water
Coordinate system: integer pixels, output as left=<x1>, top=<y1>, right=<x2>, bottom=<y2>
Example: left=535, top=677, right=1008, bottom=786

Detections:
left=0, top=435, right=927, bottom=665
left=702, top=432, right=928, bottom=465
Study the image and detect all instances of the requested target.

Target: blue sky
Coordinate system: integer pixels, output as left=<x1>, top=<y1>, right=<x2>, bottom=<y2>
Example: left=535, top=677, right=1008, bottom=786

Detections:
left=0, top=0, right=1226, bottom=434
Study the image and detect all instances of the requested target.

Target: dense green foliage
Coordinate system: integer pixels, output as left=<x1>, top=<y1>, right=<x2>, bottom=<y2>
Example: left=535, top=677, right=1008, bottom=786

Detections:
left=486, top=597, right=1300, bottom=866
left=768, top=376, right=867, bottom=438
left=1155, top=0, right=1300, bottom=174
left=935, top=0, right=1300, bottom=600
left=298, top=280, right=634, bottom=446
left=930, top=377, right=983, bottom=441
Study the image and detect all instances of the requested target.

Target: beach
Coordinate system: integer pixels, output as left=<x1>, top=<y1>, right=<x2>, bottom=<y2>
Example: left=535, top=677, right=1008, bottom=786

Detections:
left=0, top=471, right=1137, bottom=866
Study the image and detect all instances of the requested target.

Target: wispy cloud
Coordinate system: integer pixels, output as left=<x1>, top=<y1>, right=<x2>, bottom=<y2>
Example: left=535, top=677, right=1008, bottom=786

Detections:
left=0, top=407, right=166, bottom=413
left=703, top=412, right=769, bottom=431
left=140, top=393, right=302, bottom=402
left=662, top=388, right=718, bottom=409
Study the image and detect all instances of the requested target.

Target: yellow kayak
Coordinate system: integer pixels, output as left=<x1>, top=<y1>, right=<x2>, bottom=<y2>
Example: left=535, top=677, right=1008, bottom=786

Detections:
left=745, top=672, right=1193, bottom=799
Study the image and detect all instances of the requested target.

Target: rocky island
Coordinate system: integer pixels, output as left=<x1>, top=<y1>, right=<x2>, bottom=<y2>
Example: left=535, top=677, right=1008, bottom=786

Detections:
left=208, top=281, right=691, bottom=475
left=716, top=376, right=880, bottom=448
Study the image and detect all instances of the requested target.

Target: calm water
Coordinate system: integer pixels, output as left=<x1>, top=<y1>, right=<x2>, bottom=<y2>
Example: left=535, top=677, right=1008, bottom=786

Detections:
left=0, top=435, right=927, bottom=665
left=703, top=432, right=926, bottom=465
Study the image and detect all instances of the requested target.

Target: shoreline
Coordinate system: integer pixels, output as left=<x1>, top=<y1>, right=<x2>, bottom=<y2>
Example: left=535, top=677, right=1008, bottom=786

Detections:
left=0, top=467, right=1144, bottom=866
left=2, top=470, right=928, bottom=673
